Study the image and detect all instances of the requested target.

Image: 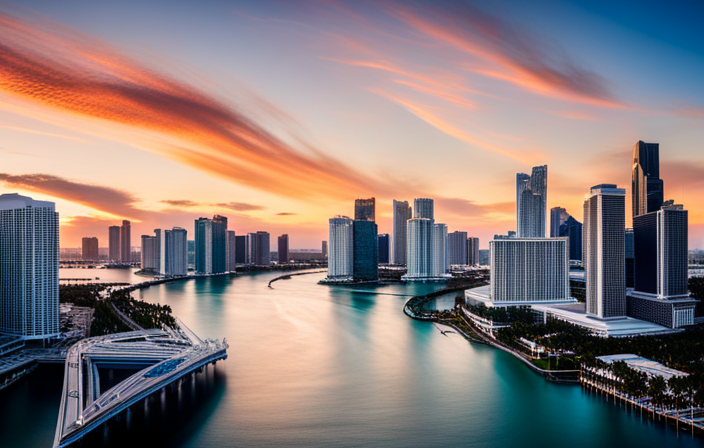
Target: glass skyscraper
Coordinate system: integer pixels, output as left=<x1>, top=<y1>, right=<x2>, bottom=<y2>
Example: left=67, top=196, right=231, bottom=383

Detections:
left=353, top=220, right=378, bottom=281
left=516, top=165, right=547, bottom=238
left=632, top=141, right=663, bottom=219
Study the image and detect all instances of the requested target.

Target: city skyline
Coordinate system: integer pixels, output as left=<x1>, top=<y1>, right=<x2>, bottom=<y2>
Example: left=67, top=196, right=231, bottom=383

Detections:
left=1, top=1, right=703, bottom=249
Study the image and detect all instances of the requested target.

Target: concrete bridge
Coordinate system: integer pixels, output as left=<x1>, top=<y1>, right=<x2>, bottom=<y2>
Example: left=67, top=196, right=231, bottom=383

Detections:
left=53, top=319, right=227, bottom=448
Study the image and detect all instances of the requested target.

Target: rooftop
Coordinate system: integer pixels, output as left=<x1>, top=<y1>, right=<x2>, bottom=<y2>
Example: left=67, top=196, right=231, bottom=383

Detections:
left=597, top=354, right=688, bottom=381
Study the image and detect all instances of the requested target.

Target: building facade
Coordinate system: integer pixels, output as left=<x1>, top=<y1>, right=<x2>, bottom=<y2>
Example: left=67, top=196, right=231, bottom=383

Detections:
left=558, top=216, right=582, bottom=261
left=235, top=235, right=247, bottom=265
left=0, top=194, right=59, bottom=339
left=432, top=223, right=448, bottom=277
left=404, top=218, right=433, bottom=279
left=140, top=234, right=159, bottom=272
left=447, top=231, right=468, bottom=266
left=550, top=207, right=569, bottom=238
left=248, top=231, right=271, bottom=266
left=226, top=230, right=236, bottom=271
left=82, top=237, right=99, bottom=260
left=583, top=184, right=626, bottom=319
left=327, top=216, right=354, bottom=281
left=278, top=234, right=289, bottom=264
left=354, top=198, right=375, bottom=222
left=632, top=140, right=663, bottom=219
left=517, top=165, right=547, bottom=238
left=195, top=217, right=213, bottom=274
left=164, top=227, right=188, bottom=276
left=120, top=220, right=131, bottom=263
left=108, top=225, right=120, bottom=261
left=391, top=200, right=412, bottom=265
left=489, top=238, right=571, bottom=305
left=467, top=237, right=480, bottom=265
left=353, top=220, right=378, bottom=281
left=413, top=198, right=434, bottom=219
left=211, top=215, right=227, bottom=274
left=377, top=233, right=390, bottom=264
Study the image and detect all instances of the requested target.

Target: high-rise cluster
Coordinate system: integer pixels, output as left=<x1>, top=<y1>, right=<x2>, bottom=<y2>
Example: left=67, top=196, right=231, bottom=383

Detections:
left=326, top=198, right=378, bottom=283
left=403, top=198, right=450, bottom=280
left=108, top=220, right=132, bottom=262
left=141, top=227, right=188, bottom=277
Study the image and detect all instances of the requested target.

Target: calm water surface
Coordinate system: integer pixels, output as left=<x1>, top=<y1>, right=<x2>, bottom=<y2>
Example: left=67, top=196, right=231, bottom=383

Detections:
left=0, top=270, right=699, bottom=447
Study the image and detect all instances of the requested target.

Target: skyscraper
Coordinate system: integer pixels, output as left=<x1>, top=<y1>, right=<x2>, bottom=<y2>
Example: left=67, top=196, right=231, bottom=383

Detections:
left=583, top=184, right=626, bottom=319
left=550, top=207, right=569, bottom=238
left=517, top=165, right=547, bottom=238
left=447, top=231, right=468, bottom=266
left=629, top=204, right=695, bottom=327
left=467, top=237, right=480, bottom=265
left=82, top=237, right=99, bottom=260
left=212, top=215, right=228, bottom=274
left=249, top=231, right=271, bottom=266
left=632, top=141, right=663, bottom=219
left=354, top=198, right=375, bottom=222
left=235, top=235, right=247, bottom=265
left=413, top=198, right=434, bottom=219
left=140, top=234, right=159, bottom=272
left=558, top=216, right=582, bottom=261
left=404, top=218, right=433, bottom=279
left=328, top=216, right=354, bottom=281
left=391, top=200, right=412, bottom=265
left=322, top=240, right=328, bottom=259
left=377, top=233, right=390, bottom=264
left=120, top=220, right=131, bottom=263
left=0, top=194, right=59, bottom=339
left=278, top=234, right=289, bottom=264
left=432, top=223, right=448, bottom=277
left=108, top=225, right=120, bottom=261
left=226, top=230, right=237, bottom=271
left=353, top=220, right=378, bottom=281
left=195, top=217, right=213, bottom=274
left=625, top=228, right=635, bottom=288
left=164, top=227, right=188, bottom=276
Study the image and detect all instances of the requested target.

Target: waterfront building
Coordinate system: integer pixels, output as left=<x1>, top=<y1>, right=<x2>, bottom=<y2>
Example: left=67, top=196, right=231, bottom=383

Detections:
left=328, top=216, right=354, bottom=281
left=226, top=231, right=236, bottom=271
left=353, top=220, right=378, bottom=281
left=632, top=140, right=663, bottom=219
left=187, top=240, right=195, bottom=268
left=322, top=240, right=328, bottom=259
left=472, top=238, right=572, bottom=306
left=249, top=231, right=271, bottom=266
left=164, top=227, right=188, bottom=276
left=0, top=193, right=59, bottom=340
left=558, top=216, right=582, bottom=261
left=278, top=234, right=289, bottom=264
left=583, top=184, right=626, bottom=319
left=195, top=217, right=213, bottom=274
left=354, top=198, right=375, bottom=222
left=448, top=231, right=468, bottom=266
left=467, top=237, right=480, bottom=265
left=391, top=200, right=412, bottom=265
left=212, top=215, right=228, bottom=274
left=413, top=198, right=434, bottom=219
left=403, top=218, right=433, bottom=279
left=478, top=249, right=490, bottom=266
left=235, top=235, right=247, bottom=265
left=377, top=233, right=390, bottom=264
left=81, top=237, right=99, bottom=260
left=516, top=165, right=547, bottom=238
left=140, top=234, right=159, bottom=272
left=432, top=223, right=448, bottom=276
left=629, top=204, right=695, bottom=328
left=108, top=225, right=120, bottom=261
left=625, top=228, right=635, bottom=288
left=493, top=231, right=516, bottom=240
left=120, top=220, right=131, bottom=263
left=550, top=207, right=569, bottom=237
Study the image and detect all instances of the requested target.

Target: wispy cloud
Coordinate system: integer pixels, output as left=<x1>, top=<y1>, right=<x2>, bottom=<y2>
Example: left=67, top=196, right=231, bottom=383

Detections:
left=215, top=202, right=266, bottom=212
left=160, top=199, right=199, bottom=208
left=277, top=212, right=297, bottom=216
left=0, top=12, right=397, bottom=201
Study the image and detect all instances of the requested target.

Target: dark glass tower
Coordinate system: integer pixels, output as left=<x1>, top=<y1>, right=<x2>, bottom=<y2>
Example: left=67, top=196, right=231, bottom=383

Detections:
left=353, top=220, right=378, bottom=281
left=632, top=141, right=663, bottom=219
left=212, top=215, right=228, bottom=274
left=377, top=233, right=390, bottom=264
left=558, top=216, right=582, bottom=261
left=354, top=198, right=375, bottom=222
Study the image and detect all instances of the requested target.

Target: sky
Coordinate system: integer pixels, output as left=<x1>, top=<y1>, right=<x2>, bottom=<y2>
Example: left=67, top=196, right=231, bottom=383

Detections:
left=1, top=0, right=703, bottom=250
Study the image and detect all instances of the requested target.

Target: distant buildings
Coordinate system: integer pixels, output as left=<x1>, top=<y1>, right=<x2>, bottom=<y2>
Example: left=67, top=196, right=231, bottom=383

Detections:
left=432, top=223, right=448, bottom=277
left=120, top=220, right=131, bottom=263
left=278, top=234, right=289, bottom=264
left=0, top=193, right=59, bottom=340
left=248, top=231, right=271, bottom=266
left=354, top=198, right=375, bottom=222
left=322, top=240, right=328, bottom=259
left=82, top=237, right=99, bottom=260
left=377, top=233, right=390, bottom=264
left=583, top=184, right=626, bottom=319
left=478, top=249, right=490, bottom=266
left=516, top=165, right=547, bottom=238
left=448, top=231, right=468, bottom=266
left=235, top=235, right=247, bottom=265
left=328, top=216, right=354, bottom=281
left=141, top=228, right=187, bottom=276
left=479, top=238, right=572, bottom=306
left=550, top=207, right=569, bottom=238
left=226, top=231, right=236, bottom=271
left=391, top=200, right=412, bottom=265
left=558, top=215, right=582, bottom=261
left=109, top=226, right=120, bottom=261
left=467, top=237, right=480, bottom=266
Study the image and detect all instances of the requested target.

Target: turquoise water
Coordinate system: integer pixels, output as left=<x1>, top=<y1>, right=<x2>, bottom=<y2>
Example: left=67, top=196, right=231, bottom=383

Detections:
left=0, top=271, right=699, bottom=447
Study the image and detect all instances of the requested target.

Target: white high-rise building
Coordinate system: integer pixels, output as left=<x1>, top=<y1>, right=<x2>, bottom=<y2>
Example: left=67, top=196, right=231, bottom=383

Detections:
left=391, top=200, right=412, bottom=265
left=0, top=193, right=59, bottom=339
left=432, top=223, right=448, bottom=276
left=413, top=198, right=434, bottom=219
left=327, top=216, right=354, bottom=281
left=487, top=238, right=571, bottom=305
left=140, top=234, right=159, bottom=272
left=583, top=184, right=626, bottom=319
left=404, top=218, right=433, bottom=279
left=164, top=227, right=188, bottom=276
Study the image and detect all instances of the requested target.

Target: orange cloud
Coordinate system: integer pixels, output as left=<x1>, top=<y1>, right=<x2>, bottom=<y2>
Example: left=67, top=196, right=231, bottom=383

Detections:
left=389, top=2, right=626, bottom=108
left=371, top=88, right=540, bottom=164
left=0, top=12, right=397, bottom=201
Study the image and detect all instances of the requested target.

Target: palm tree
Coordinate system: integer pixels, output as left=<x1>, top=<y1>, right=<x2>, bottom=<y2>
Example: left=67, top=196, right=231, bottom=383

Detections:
left=668, top=376, right=686, bottom=431
left=648, top=376, right=667, bottom=420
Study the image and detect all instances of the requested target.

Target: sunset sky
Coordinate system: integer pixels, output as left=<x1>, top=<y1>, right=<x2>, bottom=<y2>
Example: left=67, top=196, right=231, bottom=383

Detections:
left=1, top=0, right=703, bottom=249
